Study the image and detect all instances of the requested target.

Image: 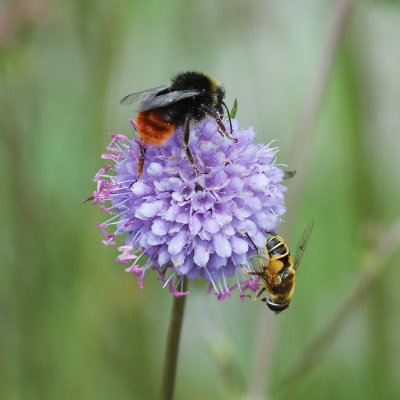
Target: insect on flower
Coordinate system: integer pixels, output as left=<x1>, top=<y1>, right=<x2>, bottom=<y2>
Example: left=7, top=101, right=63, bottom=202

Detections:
left=243, top=219, right=313, bottom=313
left=120, top=71, right=237, bottom=181
left=91, top=114, right=288, bottom=299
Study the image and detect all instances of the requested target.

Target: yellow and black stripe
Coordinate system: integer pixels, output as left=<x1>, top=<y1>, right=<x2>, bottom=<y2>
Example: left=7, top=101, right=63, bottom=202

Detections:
left=266, top=235, right=292, bottom=275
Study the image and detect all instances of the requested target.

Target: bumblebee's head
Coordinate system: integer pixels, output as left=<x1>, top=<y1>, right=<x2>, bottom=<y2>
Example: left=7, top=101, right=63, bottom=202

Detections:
left=262, top=298, right=290, bottom=314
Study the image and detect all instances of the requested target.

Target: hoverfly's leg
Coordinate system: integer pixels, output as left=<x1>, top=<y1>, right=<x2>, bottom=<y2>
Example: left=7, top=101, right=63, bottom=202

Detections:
left=245, top=232, right=260, bottom=255
left=245, top=271, right=265, bottom=277
left=255, top=286, right=266, bottom=299
left=273, top=275, right=282, bottom=287
left=281, top=268, right=294, bottom=282
left=183, top=113, right=203, bottom=175
left=240, top=266, right=264, bottom=277
left=242, top=287, right=266, bottom=301
left=129, top=144, right=147, bottom=187
left=160, top=265, right=168, bottom=275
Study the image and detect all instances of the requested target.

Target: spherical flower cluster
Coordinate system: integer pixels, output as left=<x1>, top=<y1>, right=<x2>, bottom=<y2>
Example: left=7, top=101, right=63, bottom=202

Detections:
left=91, top=118, right=286, bottom=300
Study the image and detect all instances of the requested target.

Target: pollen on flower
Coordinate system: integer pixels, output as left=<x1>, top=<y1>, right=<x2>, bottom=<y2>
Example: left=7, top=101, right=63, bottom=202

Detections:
left=92, top=118, right=287, bottom=299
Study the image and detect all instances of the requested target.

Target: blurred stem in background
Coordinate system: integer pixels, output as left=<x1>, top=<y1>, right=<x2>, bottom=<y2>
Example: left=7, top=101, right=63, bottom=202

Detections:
left=72, top=0, right=126, bottom=141
left=246, top=0, right=356, bottom=399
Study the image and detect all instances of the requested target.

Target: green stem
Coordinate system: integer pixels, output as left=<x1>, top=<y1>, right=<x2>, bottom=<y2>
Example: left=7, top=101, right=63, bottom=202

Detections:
left=160, top=278, right=188, bottom=400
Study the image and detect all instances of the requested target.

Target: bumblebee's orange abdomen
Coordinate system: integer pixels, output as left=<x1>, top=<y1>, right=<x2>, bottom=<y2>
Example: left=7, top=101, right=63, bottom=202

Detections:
left=136, top=110, right=176, bottom=146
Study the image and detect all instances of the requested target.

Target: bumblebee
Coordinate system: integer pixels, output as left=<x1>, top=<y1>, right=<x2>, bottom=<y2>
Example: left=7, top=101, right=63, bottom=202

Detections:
left=120, top=71, right=237, bottom=180
left=244, top=220, right=313, bottom=314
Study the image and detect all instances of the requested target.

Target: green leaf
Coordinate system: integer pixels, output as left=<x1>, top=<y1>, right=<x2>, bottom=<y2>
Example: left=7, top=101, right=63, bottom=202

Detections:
left=230, top=98, right=238, bottom=119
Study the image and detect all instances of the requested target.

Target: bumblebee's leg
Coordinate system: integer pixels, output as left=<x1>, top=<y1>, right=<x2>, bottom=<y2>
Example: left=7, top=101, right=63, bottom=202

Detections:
left=215, top=116, right=238, bottom=142
left=183, top=113, right=202, bottom=174
left=129, top=144, right=146, bottom=187
left=242, top=287, right=266, bottom=301
left=221, top=100, right=234, bottom=134
left=137, top=144, right=146, bottom=180
left=202, top=105, right=238, bottom=143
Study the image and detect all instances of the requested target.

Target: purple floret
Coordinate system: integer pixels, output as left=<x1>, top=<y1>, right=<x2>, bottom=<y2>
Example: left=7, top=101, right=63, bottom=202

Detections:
left=92, top=118, right=286, bottom=299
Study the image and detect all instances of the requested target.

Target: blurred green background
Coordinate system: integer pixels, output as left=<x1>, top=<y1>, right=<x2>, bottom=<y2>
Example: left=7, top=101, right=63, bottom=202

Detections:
left=1, top=0, right=400, bottom=399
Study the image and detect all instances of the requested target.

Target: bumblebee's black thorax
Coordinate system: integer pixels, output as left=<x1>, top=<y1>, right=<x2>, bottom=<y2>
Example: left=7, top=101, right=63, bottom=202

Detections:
left=157, top=71, right=225, bottom=123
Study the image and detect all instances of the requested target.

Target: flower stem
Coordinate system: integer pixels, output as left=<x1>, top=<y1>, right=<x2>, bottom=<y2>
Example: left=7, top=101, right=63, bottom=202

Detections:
left=160, top=278, right=188, bottom=400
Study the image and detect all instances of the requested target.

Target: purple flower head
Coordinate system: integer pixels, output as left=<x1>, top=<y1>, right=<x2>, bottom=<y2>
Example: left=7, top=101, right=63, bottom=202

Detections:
left=92, top=118, right=287, bottom=299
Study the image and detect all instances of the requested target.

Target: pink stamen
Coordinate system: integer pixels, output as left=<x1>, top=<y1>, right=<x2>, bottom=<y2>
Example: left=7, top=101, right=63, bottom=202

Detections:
left=109, top=133, right=128, bottom=141
left=102, top=239, right=116, bottom=246
left=101, top=153, right=120, bottom=162
left=93, top=165, right=111, bottom=182
left=207, top=283, right=213, bottom=294
left=170, top=288, right=190, bottom=297
left=125, top=265, right=146, bottom=290
left=100, top=204, right=113, bottom=215
left=135, top=138, right=148, bottom=149
left=217, top=289, right=231, bottom=302
left=116, top=246, right=137, bottom=263
left=129, top=119, right=138, bottom=130
left=129, top=150, right=139, bottom=164
left=101, top=229, right=116, bottom=239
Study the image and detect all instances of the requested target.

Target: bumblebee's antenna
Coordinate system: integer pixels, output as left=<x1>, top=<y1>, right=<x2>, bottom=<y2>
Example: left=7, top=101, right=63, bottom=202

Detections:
left=222, top=101, right=233, bottom=134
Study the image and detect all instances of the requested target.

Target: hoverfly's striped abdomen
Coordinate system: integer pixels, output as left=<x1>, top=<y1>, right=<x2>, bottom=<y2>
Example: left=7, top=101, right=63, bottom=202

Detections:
left=266, top=235, right=292, bottom=276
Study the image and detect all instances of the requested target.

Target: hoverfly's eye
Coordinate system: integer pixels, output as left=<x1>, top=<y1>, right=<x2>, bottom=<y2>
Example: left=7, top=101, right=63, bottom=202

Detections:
left=266, top=299, right=290, bottom=314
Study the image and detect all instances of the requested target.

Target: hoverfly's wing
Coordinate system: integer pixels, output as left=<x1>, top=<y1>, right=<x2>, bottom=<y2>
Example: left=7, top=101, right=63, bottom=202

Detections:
left=120, top=84, right=170, bottom=106
left=138, top=89, right=202, bottom=112
left=293, top=219, right=314, bottom=271
left=252, top=251, right=269, bottom=274
left=244, top=232, right=269, bottom=273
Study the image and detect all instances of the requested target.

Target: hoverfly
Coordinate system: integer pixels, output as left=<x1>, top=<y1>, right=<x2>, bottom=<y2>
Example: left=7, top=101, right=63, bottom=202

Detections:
left=243, top=220, right=313, bottom=314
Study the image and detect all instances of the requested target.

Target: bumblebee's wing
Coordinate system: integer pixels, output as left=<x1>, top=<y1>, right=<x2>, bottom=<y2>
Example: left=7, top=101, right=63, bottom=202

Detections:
left=138, top=89, right=202, bottom=112
left=119, top=84, right=170, bottom=106
left=293, top=219, right=314, bottom=271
